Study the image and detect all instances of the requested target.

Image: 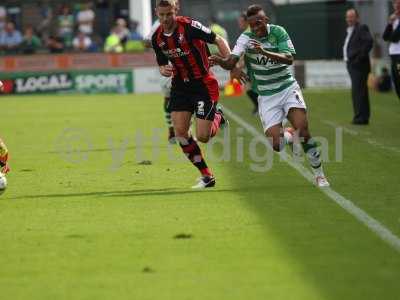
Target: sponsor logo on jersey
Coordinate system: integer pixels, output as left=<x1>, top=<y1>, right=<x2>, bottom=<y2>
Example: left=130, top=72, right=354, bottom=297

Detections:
left=256, top=56, right=279, bottom=66
left=163, top=48, right=190, bottom=58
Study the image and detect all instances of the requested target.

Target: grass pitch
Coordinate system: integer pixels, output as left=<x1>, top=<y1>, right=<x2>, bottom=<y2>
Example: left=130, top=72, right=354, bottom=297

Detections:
left=0, top=90, right=399, bottom=300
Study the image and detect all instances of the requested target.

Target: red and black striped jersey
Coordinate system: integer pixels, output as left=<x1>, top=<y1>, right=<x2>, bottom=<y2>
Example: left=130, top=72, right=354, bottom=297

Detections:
left=151, top=16, right=216, bottom=82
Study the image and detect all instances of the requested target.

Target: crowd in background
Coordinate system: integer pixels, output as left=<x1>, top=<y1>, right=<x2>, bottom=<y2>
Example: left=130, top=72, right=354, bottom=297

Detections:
left=0, top=2, right=145, bottom=55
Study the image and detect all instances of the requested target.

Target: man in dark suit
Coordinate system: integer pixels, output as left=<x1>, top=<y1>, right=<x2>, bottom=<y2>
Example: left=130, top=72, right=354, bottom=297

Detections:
left=343, top=8, right=373, bottom=125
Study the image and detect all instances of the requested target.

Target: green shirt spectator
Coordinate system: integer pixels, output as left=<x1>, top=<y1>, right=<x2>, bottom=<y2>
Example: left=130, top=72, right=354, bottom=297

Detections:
left=208, top=18, right=229, bottom=55
left=57, top=5, right=74, bottom=48
left=104, top=27, right=123, bottom=53
left=21, top=26, right=42, bottom=54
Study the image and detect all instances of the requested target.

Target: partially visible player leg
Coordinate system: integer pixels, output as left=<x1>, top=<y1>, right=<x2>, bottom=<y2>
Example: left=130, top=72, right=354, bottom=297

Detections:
left=246, top=89, right=259, bottom=115
left=172, top=111, right=215, bottom=188
left=258, top=94, right=287, bottom=151
left=161, top=76, right=175, bottom=144
left=0, top=138, right=10, bottom=174
left=287, top=108, right=329, bottom=187
left=163, top=96, right=176, bottom=144
left=265, top=123, right=285, bottom=152
left=196, top=106, right=226, bottom=142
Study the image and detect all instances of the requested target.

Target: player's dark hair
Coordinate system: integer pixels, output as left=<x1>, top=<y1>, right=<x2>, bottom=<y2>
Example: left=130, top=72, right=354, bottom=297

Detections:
left=246, top=5, right=263, bottom=18
left=156, top=0, right=176, bottom=7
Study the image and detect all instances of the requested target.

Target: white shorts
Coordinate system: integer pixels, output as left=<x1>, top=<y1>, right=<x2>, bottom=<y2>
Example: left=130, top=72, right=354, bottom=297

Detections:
left=160, top=75, right=172, bottom=98
left=258, top=83, right=307, bottom=132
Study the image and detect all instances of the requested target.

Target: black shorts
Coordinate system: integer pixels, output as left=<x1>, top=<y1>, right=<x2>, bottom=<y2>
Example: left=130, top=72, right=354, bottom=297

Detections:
left=168, top=76, right=219, bottom=121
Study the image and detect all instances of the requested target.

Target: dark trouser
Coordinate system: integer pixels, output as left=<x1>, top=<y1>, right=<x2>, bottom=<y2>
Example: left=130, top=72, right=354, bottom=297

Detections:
left=347, top=63, right=370, bottom=123
left=390, top=55, right=400, bottom=99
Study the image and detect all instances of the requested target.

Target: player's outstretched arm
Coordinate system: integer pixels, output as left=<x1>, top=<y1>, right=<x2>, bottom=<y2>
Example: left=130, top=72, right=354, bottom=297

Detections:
left=249, top=39, right=293, bottom=65
left=213, top=35, right=231, bottom=58
left=209, top=54, right=239, bottom=71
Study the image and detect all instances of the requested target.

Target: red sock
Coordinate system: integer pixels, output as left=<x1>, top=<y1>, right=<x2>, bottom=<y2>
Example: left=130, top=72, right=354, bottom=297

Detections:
left=179, top=137, right=213, bottom=177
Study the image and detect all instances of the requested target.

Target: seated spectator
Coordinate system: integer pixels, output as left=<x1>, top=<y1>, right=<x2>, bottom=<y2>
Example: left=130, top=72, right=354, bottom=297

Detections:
left=0, top=6, right=6, bottom=32
left=47, top=35, right=64, bottom=53
left=20, top=26, right=42, bottom=54
left=377, top=67, right=392, bottom=92
left=0, top=22, right=23, bottom=54
left=73, top=31, right=92, bottom=52
left=129, top=20, right=143, bottom=41
left=104, top=27, right=123, bottom=53
left=115, top=18, right=130, bottom=45
left=57, top=5, right=74, bottom=48
left=77, top=2, right=95, bottom=35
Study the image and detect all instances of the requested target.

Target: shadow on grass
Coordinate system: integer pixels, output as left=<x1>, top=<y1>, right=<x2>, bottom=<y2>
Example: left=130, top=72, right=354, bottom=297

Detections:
left=220, top=98, right=400, bottom=300
left=7, top=187, right=258, bottom=200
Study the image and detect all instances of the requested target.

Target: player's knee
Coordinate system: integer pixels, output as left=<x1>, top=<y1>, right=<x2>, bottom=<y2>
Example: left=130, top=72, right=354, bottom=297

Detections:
left=196, top=134, right=210, bottom=143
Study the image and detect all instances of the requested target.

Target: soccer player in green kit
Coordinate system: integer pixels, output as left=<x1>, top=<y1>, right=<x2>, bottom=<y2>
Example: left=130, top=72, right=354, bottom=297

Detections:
left=210, top=4, right=329, bottom=187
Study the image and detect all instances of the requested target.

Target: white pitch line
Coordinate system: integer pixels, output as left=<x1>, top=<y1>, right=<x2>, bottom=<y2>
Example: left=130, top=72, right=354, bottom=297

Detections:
left=222, top=106, right=400, bottom=253
left=322, top=120, right=400, bottom=155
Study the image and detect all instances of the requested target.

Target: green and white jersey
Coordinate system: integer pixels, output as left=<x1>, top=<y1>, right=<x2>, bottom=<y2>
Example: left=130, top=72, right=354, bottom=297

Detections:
left=232, top=24, right=296, bottom=96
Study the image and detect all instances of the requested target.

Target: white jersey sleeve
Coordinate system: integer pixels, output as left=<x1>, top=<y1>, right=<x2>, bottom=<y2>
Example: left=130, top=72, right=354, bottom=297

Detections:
left=232, top=33, right=250, bottom=58
left=146, top=19, right=161, bottom=40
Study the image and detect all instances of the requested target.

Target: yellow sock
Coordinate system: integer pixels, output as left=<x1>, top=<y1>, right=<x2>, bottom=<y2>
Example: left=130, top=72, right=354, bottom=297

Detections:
left=0, top=139, right=8, bottom=157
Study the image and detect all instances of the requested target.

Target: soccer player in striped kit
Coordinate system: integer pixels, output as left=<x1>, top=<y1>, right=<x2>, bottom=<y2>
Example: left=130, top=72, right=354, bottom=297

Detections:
left=210, top=4, right=329, bottom=187
left=151, top=0, right=231, bottom=188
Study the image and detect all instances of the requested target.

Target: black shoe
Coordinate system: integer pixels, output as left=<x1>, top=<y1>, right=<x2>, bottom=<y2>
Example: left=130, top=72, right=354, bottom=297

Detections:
left=191, top=176, right=216, bottom=189
left=351, top=119, right=369, bottom=125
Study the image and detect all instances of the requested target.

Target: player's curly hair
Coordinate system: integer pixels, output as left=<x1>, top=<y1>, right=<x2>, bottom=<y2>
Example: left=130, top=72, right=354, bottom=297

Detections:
left=246, top=5, right=263, bottom=18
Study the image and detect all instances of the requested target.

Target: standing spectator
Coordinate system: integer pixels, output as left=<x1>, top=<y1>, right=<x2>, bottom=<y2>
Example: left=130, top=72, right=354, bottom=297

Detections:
left=36, top=1, right=53, bottom=42
left=72, top=31, right=92, bottom=52
left=0, top=22, right=22, bottom=54
left=77, top=2, right=95, bottom=36
left=208, top=16, right=229, bottom=55
left=20, top=26, right=42, bottom=54
left=343, top=8, right=373, bottom=125
left=0, top=6, right=6, bottom=32
left=383, top=0, right=400, bottom=100
left=57, top=5, right=74, bottom=48
left=377, top=67, right=392, bottom=93
left=47, top=35, right=65, bottom=53
left=371, top=33, right=384, bottom=76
